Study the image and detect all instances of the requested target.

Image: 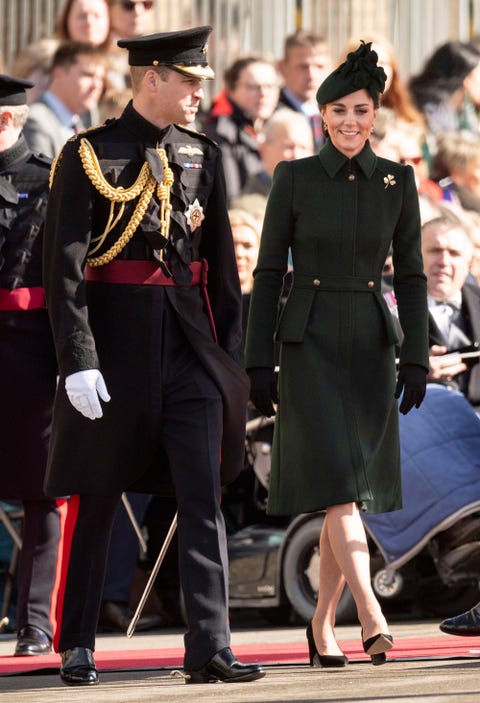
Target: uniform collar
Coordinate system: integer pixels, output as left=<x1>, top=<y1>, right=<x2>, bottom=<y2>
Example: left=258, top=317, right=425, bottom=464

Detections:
left=121, top=101, right=173, bottom=144
left=318, top=138, right=377, bottom=178
left=0, top=133, right=30, bottom=171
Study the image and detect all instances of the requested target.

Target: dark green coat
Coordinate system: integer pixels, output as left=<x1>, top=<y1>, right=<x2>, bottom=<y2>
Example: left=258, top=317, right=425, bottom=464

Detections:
left=245, top=140, right=429, bottom=515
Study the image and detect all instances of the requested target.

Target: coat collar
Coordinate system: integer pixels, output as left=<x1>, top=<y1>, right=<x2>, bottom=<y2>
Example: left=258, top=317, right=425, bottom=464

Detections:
left=120, top=101, right=173, bottom=145
left=318, top=138, right=377, bottom=179
left=0, top=133, right=30, bottom=171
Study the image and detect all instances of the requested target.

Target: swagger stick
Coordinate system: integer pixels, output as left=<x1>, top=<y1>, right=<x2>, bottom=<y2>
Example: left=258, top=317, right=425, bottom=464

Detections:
left=127, top=511, right=178, bottom=638
left=121, top=492, right=147, bottom=553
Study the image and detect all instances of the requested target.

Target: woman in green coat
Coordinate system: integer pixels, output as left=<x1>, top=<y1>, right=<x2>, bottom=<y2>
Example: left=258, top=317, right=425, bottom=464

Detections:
left=245, top=43, right=429, bottom=667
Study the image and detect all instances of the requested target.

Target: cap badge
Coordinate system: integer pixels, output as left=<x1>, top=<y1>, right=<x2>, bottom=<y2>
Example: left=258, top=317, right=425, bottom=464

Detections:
left=202, top=43, right=208, bottom=55
left=384, top=174, right=396, bottom=189
left=185, top=198, right=205, bottom=232
left=179, top=145, right=203, bottom=157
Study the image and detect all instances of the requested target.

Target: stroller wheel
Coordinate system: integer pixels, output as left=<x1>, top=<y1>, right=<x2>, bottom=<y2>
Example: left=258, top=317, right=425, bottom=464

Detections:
left=373, top=569, right=404, bottom=598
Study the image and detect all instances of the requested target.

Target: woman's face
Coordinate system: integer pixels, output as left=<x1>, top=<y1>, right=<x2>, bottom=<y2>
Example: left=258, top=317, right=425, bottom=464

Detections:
left=232, top=224, right=260, bottom=293
left=67, top=0, right=110, bottom=46
left=321, top=89, right=377, bottom=158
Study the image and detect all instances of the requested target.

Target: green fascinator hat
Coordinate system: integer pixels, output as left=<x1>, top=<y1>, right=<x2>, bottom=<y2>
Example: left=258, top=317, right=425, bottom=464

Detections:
left=316, top=40, right=387, bottom=104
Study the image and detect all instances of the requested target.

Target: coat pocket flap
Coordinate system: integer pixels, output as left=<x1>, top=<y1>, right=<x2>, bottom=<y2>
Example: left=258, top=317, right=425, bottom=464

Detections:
left=274, top=287, right=315, bottom=342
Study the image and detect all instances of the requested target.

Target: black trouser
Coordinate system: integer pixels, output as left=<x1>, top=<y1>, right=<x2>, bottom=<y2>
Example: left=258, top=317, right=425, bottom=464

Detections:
left=16, top=498, right=61, bottom=639
left=102, top=492, right=151, bottom=604
left=55, top=351, right=230, bottom=669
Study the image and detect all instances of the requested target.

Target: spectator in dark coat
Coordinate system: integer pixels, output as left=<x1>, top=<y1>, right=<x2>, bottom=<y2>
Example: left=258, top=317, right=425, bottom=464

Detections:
left=202, top=55, right=279, bottom=203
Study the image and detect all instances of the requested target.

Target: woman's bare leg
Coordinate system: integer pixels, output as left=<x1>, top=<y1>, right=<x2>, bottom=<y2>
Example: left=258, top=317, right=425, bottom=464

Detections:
left=322, top=502, right=389, bottom=642
left=311, top=518, right=347, bottom=655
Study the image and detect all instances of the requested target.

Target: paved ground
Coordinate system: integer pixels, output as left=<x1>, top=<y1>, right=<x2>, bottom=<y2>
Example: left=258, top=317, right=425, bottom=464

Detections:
left=1, top=619, right=480, bottom=702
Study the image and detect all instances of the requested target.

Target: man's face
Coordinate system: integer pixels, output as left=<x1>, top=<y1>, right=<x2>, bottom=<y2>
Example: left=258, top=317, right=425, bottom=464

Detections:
left=146, top=69, right=204, bottom=128
left=54, top=55, right=105, bottom=114
left=228, top=62, right=279, bottom=122
left=422, top=225, right=473, bottom=300
left=259, top=120, right=313, bottom=176
left=109, top=0, right=154, bottom=40
left=278, top=44, right=332, bottom=103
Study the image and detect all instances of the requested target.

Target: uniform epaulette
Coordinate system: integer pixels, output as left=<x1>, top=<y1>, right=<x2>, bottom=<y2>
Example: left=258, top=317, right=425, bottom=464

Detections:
left=174, top=123, right=218, bottom=148
left=30, top=151, right=53, bottom=168
left=65, top=118, right=119, bottom=145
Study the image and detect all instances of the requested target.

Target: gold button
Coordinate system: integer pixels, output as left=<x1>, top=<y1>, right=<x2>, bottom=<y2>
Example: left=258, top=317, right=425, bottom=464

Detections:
left=367, top=280, right=374, bottom=288
left=313, top=279, right=320, bottom=286
left=348, top=173, right=355, bottom=181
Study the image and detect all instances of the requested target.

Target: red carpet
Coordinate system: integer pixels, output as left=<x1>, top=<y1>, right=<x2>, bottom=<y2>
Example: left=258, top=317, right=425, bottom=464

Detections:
left=1, top=636, right=480, bottom=676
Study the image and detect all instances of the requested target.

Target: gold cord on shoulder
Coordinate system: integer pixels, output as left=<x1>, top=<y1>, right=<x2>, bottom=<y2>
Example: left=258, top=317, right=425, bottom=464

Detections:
left=77, top=138, right=174, bottom=266
left=49, top=152, right=61, bottom=189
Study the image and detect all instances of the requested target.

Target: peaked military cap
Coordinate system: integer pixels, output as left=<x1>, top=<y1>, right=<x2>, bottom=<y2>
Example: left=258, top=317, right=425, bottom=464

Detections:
left=0, top=74, right=34, bottom=106
left=316, top=41, right=387, bottom=104
left=118, top=26, right=214, bottom=79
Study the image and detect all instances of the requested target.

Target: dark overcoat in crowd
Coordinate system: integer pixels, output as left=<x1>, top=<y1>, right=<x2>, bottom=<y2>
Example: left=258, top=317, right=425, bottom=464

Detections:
left=43, top=102, right=248, bottom=498
left=245, top=139, right=429, bottom=516
left=428, top=281, right=480, bottom=408
left=0, top=135, right=56, bottom=499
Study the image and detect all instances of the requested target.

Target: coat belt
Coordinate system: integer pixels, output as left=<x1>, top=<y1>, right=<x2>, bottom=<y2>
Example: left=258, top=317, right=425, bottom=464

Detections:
left=292, top=273, right=381, bottom=291
left=0, top=286, right=45, bottom=310
left=85, top=259, right=206, bottom=286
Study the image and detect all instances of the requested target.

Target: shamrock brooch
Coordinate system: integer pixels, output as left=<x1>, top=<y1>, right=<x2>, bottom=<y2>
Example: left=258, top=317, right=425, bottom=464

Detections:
left=384, top=174, right=396, bottom=189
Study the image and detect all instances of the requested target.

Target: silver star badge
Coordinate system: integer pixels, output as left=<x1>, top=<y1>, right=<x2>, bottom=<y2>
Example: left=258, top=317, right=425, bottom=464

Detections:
left=185, top=198, right=205, bottom=232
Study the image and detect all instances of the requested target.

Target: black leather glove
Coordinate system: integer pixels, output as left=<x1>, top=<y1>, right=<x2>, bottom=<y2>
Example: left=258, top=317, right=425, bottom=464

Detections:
left=394, top=364, right=427, bottom=415
left=247, top=367, right=278, bottom=417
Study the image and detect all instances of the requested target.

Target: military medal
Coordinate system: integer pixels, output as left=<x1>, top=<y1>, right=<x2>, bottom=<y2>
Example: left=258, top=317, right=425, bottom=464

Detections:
left=185, top=198, right=205, bottom=232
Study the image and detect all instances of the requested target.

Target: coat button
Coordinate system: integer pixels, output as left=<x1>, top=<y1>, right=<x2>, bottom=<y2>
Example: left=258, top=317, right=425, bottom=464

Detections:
left=313, top=279, right=320, bottom=286
left=348, top=173, right=355, bottom=181
left=368, top=280, right=374, bottom=288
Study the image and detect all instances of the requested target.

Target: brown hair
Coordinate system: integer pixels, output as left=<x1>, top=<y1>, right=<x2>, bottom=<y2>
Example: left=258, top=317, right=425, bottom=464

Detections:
left=223, top=55, right=275, bottom=91
left=283, top=30, right=328, bottom=58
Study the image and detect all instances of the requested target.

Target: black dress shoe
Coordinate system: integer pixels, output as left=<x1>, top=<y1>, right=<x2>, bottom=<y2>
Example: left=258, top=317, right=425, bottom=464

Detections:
left=14, top=625, right=52, bottom=656
left=185, top=646, right=266, bottom=684
left=306, top=623, right=348, bottom=667
left=440, top=604, right=480, bottom=636
left=362, top=631, right=393, bottom=666
left=60, top=647, right=99, bottom=686
left=98, top=601, right=163, bottom=632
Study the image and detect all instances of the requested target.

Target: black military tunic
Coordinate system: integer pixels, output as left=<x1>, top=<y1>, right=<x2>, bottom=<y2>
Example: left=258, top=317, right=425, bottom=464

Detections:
left=0, top=135, right=56, bottom=499
left=0, top=133, right=60, bottom=641
left=44, top=101, right=248, bottom=496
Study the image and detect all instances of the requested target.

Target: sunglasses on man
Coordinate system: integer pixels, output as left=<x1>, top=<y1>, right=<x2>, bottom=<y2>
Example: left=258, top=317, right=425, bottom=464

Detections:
left=115, top=1, right=153, bottom=11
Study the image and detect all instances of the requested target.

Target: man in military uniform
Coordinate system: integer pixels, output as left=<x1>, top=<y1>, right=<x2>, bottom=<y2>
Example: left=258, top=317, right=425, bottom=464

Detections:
left=43, top=26, right=264, bottom=686
left=0, top=75, right=61, bottom=656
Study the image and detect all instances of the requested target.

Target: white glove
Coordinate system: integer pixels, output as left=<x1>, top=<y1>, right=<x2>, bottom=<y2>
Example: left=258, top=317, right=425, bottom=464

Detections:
left=65, top=369, right=111, bottom=420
